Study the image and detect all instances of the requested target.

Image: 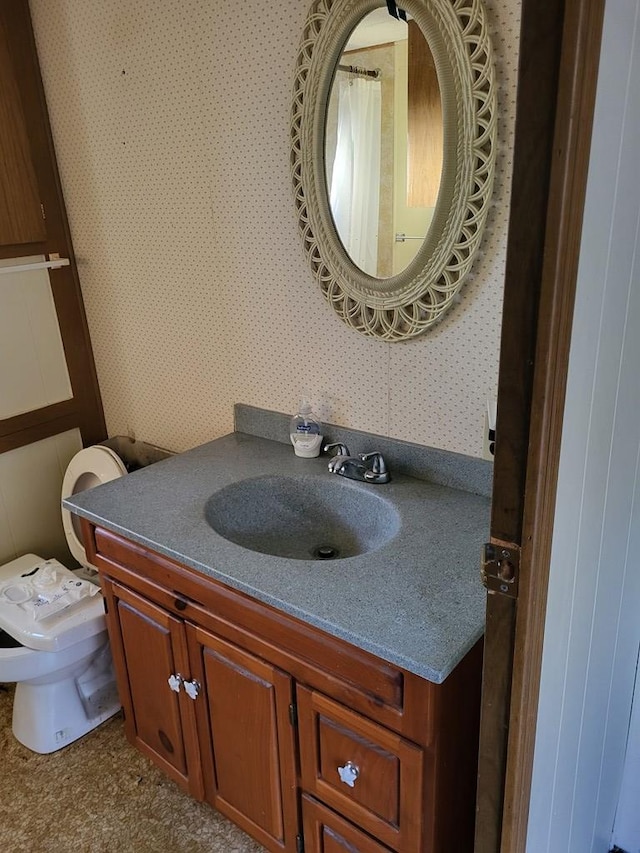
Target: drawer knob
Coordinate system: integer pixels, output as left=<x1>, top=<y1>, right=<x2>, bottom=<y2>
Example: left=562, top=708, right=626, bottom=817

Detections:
left=337, top=761, right=360, bottom=788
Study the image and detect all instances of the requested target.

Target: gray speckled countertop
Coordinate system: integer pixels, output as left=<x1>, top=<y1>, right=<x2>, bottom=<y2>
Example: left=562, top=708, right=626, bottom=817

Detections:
left=64, top=432, right=489, bottom=684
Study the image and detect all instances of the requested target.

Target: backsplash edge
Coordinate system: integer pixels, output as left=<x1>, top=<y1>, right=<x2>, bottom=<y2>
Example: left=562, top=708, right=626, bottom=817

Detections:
left=234, top=403, right=493, bottom=498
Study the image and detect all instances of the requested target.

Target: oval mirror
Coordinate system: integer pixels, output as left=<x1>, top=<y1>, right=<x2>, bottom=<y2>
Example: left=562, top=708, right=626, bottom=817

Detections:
left=291, top=0, right=497, bottom=341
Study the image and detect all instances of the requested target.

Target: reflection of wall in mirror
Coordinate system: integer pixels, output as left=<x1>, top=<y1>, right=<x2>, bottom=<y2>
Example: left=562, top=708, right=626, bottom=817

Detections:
left=393, top=37, right=435, bottom=276
left=407, top=20, right=442, bottom=207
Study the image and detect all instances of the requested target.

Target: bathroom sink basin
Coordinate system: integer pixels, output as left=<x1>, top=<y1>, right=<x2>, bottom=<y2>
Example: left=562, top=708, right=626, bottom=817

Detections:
left=204, top=474, right=400, bottom=560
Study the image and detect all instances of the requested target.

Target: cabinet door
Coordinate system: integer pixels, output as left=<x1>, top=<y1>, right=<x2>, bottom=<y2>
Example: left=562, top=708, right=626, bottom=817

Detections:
left=302, top=795, right=392, bottom=853
left=187, top=625, right=299, bottom=853
left=103, top=579, right=203, bottom=798
left=298, top=687, right=424, bottom=853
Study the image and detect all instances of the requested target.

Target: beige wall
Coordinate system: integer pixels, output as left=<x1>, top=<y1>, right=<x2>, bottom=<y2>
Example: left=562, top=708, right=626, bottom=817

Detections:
left=29, top=0, right=520, bottom=457
left=0, top=254, right=80, bottom=564
left=0, top=430, right=82, bottom=565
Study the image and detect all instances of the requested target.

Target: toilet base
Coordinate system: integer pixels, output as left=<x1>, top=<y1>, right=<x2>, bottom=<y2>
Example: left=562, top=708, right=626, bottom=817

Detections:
left=12, top=666, right=120, bottom=754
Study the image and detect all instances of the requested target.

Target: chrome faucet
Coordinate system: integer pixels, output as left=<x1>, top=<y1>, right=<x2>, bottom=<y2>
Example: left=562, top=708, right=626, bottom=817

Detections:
left=359, top=452, right=391, bottom=483
left=324, top=443, right=351, bottom=473
left=324, top=444, right=391, bottom=484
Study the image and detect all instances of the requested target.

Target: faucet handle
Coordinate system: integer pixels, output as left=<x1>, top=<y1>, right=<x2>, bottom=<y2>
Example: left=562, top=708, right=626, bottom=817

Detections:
left=324, top=442, right=350, bottom=457
left=359, top=452, right=388, bottom=474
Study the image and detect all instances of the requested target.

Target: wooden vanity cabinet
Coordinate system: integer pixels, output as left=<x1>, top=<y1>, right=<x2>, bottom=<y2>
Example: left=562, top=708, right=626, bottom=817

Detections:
left=102, top=577, right=298, bottom=853
left=297, top=687, right=424, bottom=852
left=83, top=520, right=482, bottom=853
left=302, top=795, right=393, bottom=853
left=188, top=627, right=299, bottom=852
left=103, top=581, right=204, bottom=798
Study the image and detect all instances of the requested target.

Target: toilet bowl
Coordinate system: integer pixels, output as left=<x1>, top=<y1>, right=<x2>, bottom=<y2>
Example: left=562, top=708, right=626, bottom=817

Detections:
left=0, top=445, right=127, bottom=753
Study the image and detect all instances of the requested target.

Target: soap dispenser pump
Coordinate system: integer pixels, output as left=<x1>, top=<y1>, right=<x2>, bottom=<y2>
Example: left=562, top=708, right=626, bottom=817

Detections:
left=290, top=399, right=323, bottom=458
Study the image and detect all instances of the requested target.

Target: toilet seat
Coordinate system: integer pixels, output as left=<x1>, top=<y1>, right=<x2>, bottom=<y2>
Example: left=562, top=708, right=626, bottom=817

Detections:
left=0, top=554, right=105, bottom=652
left=62, top=445, right=127, bottom=568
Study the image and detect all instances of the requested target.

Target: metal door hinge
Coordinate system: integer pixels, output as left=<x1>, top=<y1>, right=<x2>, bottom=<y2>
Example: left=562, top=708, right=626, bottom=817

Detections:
left=296, top=833, right=304, bottom=853
left=40, top=203, right=46, bottom=220
left=289, top=702, right=298, bottom=727
left=481, top=540, right=520, bottom=598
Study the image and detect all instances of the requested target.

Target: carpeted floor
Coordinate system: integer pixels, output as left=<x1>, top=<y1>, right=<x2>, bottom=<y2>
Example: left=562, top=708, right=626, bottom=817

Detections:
left=0, top=684, right=264, bottom=852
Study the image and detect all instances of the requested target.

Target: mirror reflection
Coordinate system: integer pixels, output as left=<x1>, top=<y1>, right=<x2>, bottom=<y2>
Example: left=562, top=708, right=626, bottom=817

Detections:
left=324, top=8, right=443, bottom=279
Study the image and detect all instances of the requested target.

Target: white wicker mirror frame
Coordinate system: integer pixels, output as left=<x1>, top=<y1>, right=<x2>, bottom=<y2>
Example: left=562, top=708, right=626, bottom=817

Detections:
left=291, top=0, right=497, bottom=341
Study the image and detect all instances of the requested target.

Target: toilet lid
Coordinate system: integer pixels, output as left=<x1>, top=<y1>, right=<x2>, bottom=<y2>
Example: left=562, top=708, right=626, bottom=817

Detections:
left=0, top=554, right=106, bottom=651
left=61, top=445, right=127, bottom=568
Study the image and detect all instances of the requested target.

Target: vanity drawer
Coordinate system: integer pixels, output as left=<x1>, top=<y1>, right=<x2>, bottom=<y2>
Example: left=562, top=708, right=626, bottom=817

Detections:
left=297, top=687, right=424, bottom=853
left=302, top=794, right=392, bottom=853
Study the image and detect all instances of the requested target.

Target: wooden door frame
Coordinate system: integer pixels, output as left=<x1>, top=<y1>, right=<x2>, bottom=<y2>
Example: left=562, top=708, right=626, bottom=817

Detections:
left=475, top=0, right=606, bottom=850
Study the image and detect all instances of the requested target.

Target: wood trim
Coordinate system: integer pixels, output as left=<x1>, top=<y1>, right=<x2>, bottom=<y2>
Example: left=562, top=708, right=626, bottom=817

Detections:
left=0, top=241, right=47, bottom=259
left=0, top=407, right=82, bottom=453
left=99, top=578, right=137, bottom=735
left=80, top=516, right=98, bottom=563
left=0, top=11, right=46, bottom=246
left=500, top=0, right=606, bottom=849
left=429, top=637, right=483, bottom=852
left=476, top=0, right=606, bottom=848
left=476, top=1, right=568, bottom=847
left=475, top=594, right=516, bottom=851
left=0, top=1, right=106, bottom=450
left=490, top=0, right=566, bottom=545
left=0, top=399, right=74, bottom=436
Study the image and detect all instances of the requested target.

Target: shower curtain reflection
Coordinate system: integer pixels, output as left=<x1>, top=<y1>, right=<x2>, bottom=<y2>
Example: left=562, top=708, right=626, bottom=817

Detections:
left=329, top=76, right=382, bottom=277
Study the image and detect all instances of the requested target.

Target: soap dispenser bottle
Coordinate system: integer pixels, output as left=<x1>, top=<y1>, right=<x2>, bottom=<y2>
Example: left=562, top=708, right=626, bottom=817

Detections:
left=290, top=399, right=323, bottom=458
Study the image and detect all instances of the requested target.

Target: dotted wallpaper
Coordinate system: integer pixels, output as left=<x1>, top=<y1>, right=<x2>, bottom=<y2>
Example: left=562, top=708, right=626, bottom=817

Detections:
left=29, top=0, right=520, bottom=457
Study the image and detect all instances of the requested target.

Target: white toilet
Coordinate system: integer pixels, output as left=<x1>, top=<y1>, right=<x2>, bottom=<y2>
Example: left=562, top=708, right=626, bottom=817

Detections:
left=0, top=445, right=127, bottom=753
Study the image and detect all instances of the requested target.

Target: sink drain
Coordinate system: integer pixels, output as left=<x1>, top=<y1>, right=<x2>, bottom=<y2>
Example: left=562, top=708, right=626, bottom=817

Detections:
left=312, top=544, right=340, bottom=560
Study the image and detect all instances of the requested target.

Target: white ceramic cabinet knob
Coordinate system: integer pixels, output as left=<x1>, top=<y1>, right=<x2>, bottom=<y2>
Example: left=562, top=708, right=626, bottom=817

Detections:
left=337, top=761, right=360, bottom=788
left=168, top=674, right=183, bottom=693
left=183, top=679, right=200, bottom=700
left=167, top=674, right=200, bottom=700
